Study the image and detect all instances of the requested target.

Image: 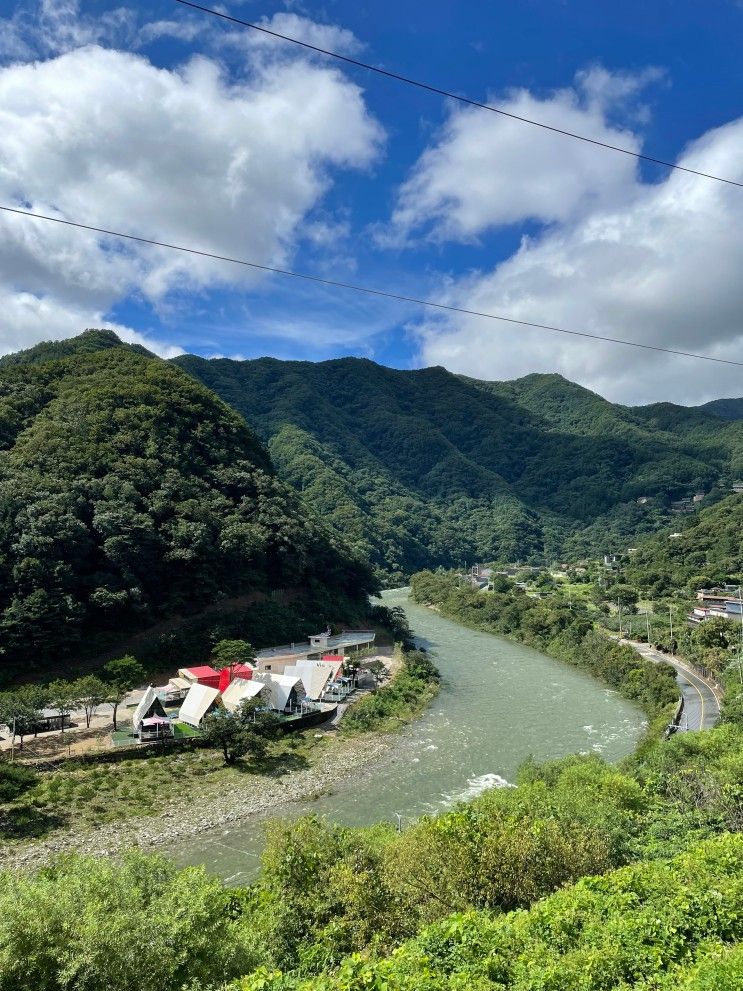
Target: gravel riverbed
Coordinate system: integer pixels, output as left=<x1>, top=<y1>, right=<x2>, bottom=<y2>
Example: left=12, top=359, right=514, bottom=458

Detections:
left=0, top=731, right=397, bottom=872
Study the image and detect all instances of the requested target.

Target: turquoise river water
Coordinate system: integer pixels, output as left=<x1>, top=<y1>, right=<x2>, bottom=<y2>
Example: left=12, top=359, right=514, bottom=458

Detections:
left=170, top=588, right=646, bottom=882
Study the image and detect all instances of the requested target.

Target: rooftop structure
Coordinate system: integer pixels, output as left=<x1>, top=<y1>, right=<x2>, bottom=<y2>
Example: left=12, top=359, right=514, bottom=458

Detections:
left=252, top=671, right=303, bottom=711
left=178, top=665, right=221, bottom=689
left=132, top=686, right=167, bottom=734
left=255, top=630, right=375, bottom=668
left=179, top=683, right=221, bottom=727
left=220, top=677, right=268, bottom=713
left=283, top=659, right=337, bottom=700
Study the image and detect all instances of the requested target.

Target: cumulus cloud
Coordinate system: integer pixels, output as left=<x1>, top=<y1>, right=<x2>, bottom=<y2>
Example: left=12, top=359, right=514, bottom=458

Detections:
left=385, top=67, right=743, bottom=403
left=411, top=115, right=743, bottom=404
left=0, top=34, right=382, bottom=355
left=0, top=285, right=183, bottom=359
left=387, top=70, right=658, bottom=243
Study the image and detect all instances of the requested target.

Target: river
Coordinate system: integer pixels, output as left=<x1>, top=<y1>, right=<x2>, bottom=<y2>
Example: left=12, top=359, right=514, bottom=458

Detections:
left=170, top=589, right=646, bottom=882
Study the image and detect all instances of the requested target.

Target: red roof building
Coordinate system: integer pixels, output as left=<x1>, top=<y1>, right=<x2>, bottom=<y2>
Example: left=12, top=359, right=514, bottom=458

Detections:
left=179, top=665, right=221, bottom=689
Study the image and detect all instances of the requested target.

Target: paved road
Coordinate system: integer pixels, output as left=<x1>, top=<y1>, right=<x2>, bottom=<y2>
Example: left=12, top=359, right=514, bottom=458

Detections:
left=628, top=641, right=721, bottom=730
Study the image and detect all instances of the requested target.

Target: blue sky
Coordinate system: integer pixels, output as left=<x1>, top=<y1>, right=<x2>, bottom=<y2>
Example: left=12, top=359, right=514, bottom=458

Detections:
left=1, top=0, right=742, bottom=403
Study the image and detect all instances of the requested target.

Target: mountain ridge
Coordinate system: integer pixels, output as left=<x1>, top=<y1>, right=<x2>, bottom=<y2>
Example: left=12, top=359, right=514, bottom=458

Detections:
left=0, top=335, right=374, bottom=677
left=5, top=331, right=741, bottom=581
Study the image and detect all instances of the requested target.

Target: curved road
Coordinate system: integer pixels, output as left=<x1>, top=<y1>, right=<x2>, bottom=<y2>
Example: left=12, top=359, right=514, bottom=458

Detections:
left=627, top=641, right=721, bottom=730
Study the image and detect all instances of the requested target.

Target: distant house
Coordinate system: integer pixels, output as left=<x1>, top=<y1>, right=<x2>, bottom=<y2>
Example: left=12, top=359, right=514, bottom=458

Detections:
left=692, top=491, right=706, bottom=503
left=669, top=532, right=683, bottom=539
left=696, top=587, right=742, bottom=608
left=603, top=554, right=619, bottom=567
left=636, top=496, right=651, bottom=505
left=733, top=481, right=743, bottom=494
left=179, top=684, right=222, bottom=728
left=671, top=498, right=694, bottom=514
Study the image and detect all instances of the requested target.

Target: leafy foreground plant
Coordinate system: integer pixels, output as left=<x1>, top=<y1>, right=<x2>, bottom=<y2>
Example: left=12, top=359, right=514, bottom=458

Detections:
left=231, top=833, right=743, bottom=991
left=0, top=852, right=257, bottom=991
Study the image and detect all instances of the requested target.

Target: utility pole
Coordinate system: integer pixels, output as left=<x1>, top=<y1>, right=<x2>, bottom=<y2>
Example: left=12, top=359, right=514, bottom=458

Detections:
left=646, top=610, right=651, bottom=644
left=669, top=604, right=674, bottom=652
left=738, top=585, right=743, bottom=685
left=618, top=601, right=622, bottom=638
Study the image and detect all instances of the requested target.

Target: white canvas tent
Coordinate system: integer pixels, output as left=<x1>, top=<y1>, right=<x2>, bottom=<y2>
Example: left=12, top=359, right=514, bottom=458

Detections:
left=132, top=686, right=167, bottom=733
left=320, top=657, right=344, bottom=683
left=284, top=660, right=335, bottom=701
left=221, top=678, right=268, bottom=713
left=178, top=684, right=221, bottom=728
left=253, top=672, right=301, bottom=711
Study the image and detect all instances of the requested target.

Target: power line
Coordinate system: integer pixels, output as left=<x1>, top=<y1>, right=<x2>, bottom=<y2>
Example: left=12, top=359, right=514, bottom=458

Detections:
left=175, top=0, right=743, bottom=190
left=3, top=202, right=741, bottom=367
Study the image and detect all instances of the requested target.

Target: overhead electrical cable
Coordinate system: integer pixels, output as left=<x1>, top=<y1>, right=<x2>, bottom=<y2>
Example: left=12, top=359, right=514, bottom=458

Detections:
left=174, top=0, right=743, bottom=190
left=2, top=202, right=741, bottom=367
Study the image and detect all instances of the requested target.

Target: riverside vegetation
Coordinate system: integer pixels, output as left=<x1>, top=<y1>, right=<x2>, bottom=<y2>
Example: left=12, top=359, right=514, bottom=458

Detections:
left=1, top=580, right=741, bottom=989
left=1, top=722, right=741, bottom=989
left=0, top=609, right=440, bottom=845
left=409, top=570, right=680, bottom=723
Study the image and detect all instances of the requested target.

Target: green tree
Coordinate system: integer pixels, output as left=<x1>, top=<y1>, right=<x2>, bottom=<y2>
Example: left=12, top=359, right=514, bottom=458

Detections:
left=694, top=616, right=737, bottom=651
left=0, top=851, right=255, bottom=991
left=46, top=679, right=77, bottom=735
left=71, top=675, right=109, bottom=729
left=103, top=655, right=145, bottom=730
left=202, top=698, right=279, bottom=765
left=607, top=583, right=639, bottom=611
left=211, top=639, right=257, bottom=676
left=0, top=690, right=42, bottom=751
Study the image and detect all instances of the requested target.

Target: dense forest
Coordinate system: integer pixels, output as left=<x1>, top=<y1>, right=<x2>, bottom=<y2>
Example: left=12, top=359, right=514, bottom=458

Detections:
left=624, top=493, right=743, bottom=596
left=175, top=350, right=743, bottom=578
left=0, top=332, right=375, bottom=679
left=1, top=331, right=743, bottom=990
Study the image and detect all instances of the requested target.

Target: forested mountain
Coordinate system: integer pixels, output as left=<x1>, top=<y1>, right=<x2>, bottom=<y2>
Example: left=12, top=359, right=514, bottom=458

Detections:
left=0, top=332, right=374, bottom=676
left=624, top=493, right=743, bottom=596
left=698, top=396, right=743, bottom=421
left=175, top=353, right=743, bottom=577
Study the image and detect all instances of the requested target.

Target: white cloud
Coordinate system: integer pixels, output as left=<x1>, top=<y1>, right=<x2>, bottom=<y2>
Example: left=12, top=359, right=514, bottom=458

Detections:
left=0, top=285, right=183, bottom=359
left=388, top=70, right=656, bottom=243
left=0, top=38, right=382, bottom=355
left=220, top=12, right=362, bottom=59
left=0, top=0, right=137, bottom=60
left=412, top=115, right=743, bottom=404
left=136, top=18, right=207, bottom=46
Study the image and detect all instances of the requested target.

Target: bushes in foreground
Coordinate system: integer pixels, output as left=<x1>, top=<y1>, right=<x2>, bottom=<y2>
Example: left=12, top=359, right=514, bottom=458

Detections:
left=231, top=833, right=743, bottom=991
left=0, top=852, right=256, bottom=991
